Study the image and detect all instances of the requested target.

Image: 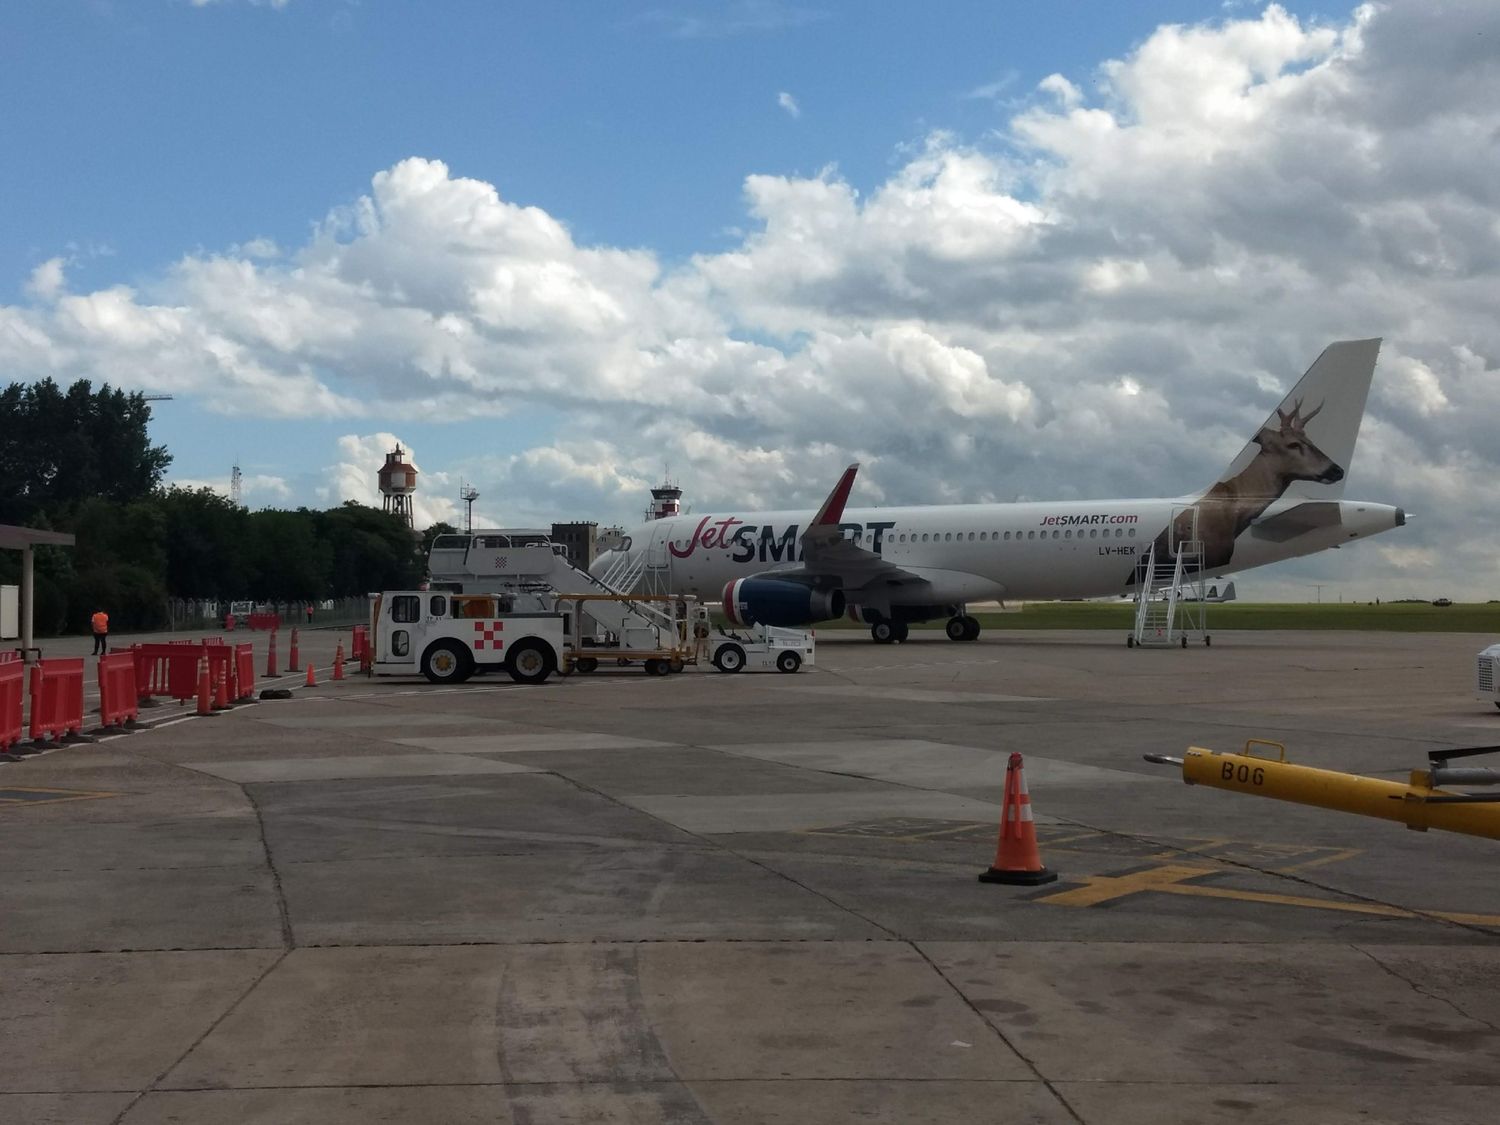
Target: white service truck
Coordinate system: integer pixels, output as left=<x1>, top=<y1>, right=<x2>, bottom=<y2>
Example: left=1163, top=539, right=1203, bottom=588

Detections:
left=371, top=590, right=566, bottom=685
left=707, top=624, right=815, bottom=674
left=1478, top=643, right=1500, bottom=712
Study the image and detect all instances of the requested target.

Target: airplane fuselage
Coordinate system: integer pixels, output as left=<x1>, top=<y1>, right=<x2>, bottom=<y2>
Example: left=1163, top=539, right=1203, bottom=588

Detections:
left=598, top=496, right=1404, bottom=611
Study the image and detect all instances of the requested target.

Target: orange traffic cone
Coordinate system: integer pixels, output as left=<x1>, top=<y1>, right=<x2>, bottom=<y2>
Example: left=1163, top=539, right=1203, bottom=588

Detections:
left=305, top=662, right=317, bottom=688
left=979, top=753, right=1057, bottom=885
left=332, top=643, right=345, bottom=681
left=213, top=664, right=229, bottom=711
left=196, top=657, right=213, bottom=716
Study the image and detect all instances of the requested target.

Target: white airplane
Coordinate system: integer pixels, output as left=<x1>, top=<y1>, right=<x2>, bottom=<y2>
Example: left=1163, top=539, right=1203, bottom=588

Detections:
left=591, top=339, right=1405, bottom=643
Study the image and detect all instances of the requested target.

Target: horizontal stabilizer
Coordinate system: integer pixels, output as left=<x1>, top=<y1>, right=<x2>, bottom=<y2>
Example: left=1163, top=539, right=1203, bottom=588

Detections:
left=1249, top=501, right=1343, bottom=542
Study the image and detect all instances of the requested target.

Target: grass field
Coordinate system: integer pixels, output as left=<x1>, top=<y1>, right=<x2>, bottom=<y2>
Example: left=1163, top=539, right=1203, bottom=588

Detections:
left=817, top=602, right=1500, bottom=633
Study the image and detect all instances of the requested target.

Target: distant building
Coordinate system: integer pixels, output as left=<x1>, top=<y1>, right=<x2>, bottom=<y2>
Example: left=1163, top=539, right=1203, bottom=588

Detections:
left=551, top=521, right=599, bottom=568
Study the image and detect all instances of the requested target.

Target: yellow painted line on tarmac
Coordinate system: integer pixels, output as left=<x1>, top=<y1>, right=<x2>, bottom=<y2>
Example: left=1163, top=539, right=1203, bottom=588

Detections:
left=1035, top=862, right=1500, bottom=928
left=1035, top=864, right=1215, bottom=907
left=0, top=786, right=119, bottom=809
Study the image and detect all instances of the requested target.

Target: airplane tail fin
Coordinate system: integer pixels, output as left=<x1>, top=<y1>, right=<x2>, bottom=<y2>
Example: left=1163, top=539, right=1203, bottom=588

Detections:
left=1213, top=339, right=1381, bottom=501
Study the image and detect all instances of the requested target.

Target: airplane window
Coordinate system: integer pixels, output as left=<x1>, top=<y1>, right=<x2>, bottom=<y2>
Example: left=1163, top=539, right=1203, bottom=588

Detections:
left=968, top=532, right=975, bottom=541
left=979, top=532, right=987, bottom=541
left=921, top=533, right=929, bottom=542
left=1090, top=529, right=1098, bottom=538
left=1003, top=531, right=1010, bottom=541
left=1027, top=530, right=1035, bottom=540
left=1128, top=528, right=1136, bottom=537
left=1065, top=530, right=1072, bottom=539
left=1053, top=530, right=1060, bottom=539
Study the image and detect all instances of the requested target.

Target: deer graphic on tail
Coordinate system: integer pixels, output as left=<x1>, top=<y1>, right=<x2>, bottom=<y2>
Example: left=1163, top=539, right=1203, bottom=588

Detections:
left=1136, top=399, right=1344, bottom=581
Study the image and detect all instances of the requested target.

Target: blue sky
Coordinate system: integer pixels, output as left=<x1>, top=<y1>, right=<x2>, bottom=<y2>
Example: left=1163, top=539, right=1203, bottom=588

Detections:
left=8, top=1, right=1336, bottom=285
left=4, top=1, right=1497, bottom=599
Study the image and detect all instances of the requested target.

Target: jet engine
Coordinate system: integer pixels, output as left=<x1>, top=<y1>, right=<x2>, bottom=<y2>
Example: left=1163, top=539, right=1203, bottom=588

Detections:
left=722, top=578, right=845, bottom=628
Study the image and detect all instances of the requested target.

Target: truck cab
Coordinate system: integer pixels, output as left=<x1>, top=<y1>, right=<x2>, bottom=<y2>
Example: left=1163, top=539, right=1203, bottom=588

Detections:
left=372, top=590, right=567, bottom=685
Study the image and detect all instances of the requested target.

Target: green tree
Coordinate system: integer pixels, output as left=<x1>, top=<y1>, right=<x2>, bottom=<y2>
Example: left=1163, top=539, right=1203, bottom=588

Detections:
left=160, top=487, right=252, bottom=599
left=421, top=521, right=459, bottom=555
left=0, top=379, right=171, bottom=525
left=245, top=509, right=332, bottom=602
left=317, top=502, right=423, bottom=596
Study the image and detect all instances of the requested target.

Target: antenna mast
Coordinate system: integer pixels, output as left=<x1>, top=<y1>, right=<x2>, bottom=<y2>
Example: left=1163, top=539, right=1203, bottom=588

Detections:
left=459, top=482, right=480, bottom=533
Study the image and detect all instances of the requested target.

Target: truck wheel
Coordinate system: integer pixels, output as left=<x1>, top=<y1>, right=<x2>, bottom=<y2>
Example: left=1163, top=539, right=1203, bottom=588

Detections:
left=575, top=657, right=599, bottom=674
left=421, top=641, right=472, bottom=684
left=775, top=651, right=801, bottom=674
left=713, top=644, right=746, bottom=673
left=506, top=641, right=553, bottom=685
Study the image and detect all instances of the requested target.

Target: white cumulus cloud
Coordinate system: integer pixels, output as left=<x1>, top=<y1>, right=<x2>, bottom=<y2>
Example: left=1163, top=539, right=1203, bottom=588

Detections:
left=6, top=0, right=1500, bottom=599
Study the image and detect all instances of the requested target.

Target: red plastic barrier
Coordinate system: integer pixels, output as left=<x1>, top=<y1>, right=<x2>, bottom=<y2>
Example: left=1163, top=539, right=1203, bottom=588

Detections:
left=0, top=651, right=19, bottom=663
left=0, top=658, right=22, bottom=751
left=224, top=613, right=237, bottom=631
left=349, top=625, right=369, bottom=664
left=132, top=644, right=202, bottom=704
left=247, top=612, right=282, bottom=632
left=97, top=651, right=139, bottom=728
left=29, top=657, right=85, bottom=742
left=235, top=643, right=255, bottom=702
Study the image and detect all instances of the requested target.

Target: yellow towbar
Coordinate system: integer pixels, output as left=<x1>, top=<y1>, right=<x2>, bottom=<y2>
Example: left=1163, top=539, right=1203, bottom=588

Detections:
left=1145, top=741, right=1500, bottom=841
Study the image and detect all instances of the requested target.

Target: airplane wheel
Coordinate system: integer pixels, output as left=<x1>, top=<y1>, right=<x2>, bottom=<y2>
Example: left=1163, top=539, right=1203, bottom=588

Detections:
left=962, top=615, right=981, bottom=641
left=893, top=622, right=910, bottom=643
left=575, top=657, right=599, bottom=674
left=1181, top=636, right=1188, bottom=648
left=713, top=644, right=746, bottom=673
left=776, top=651, right=801, bottom=674
left=1126, top=636, right=1135, bottom=648
left=871, top=621, right=896, bottom=645
left=1204, top=636, right=1212, bottom=647
left=945, top=616, right=970, bottom=641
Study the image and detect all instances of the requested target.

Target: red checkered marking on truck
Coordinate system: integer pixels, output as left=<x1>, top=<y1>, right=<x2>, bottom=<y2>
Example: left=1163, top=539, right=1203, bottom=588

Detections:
left=473, top=621, right=505, bottom=651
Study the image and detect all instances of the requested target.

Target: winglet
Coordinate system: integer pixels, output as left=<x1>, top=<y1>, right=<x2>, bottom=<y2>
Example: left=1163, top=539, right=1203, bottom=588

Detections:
left=809, top=463, right=859, bottom=527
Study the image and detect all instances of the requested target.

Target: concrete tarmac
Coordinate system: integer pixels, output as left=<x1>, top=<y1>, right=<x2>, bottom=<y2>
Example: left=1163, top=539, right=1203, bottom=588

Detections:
left=3, top=627, right=1499, bottom=1123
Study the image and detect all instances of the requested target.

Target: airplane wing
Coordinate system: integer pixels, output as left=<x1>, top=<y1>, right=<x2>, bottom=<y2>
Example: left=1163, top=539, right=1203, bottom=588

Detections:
left=759, top=464, right=930, bottom=594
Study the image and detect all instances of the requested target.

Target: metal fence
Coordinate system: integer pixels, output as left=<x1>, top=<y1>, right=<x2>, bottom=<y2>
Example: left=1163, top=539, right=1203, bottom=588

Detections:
left=165, top=597, right=371, bottom=633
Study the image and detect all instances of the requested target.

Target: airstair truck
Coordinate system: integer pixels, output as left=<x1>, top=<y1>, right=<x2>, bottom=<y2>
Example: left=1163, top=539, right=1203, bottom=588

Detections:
left=425, top=537, right=699, bottom=674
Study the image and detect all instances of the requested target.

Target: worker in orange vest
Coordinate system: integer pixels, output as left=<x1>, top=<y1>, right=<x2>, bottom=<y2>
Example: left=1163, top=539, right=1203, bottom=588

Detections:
left=91, top=609, right=110, bottom=656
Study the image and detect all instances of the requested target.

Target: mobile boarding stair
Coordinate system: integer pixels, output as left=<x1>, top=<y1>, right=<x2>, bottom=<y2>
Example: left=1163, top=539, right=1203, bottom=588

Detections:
left=1130, top=506, right=1210, bottom=649
left=430, top=543, right=697, bottom=671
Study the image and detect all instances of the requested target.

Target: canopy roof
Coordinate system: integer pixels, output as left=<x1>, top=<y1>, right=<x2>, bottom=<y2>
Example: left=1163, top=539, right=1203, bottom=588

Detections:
left=0, top=524, right=75, bottom=550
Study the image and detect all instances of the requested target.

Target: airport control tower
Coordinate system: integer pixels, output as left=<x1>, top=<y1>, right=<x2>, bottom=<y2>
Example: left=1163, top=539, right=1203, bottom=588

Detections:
left=378, top=444, right=418, bottom=530
left=646, top=476, right=683, bottom=522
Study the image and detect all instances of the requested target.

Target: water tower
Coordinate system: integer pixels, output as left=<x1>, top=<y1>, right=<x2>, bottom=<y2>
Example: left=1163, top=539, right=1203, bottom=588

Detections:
left=379, top=444, right=418, bottom=530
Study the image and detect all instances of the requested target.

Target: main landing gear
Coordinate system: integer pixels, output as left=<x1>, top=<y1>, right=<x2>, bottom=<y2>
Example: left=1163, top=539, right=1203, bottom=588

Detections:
left=870, top=620, right=910, bottom=645
left=945, top=615, right=981, bottom=642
